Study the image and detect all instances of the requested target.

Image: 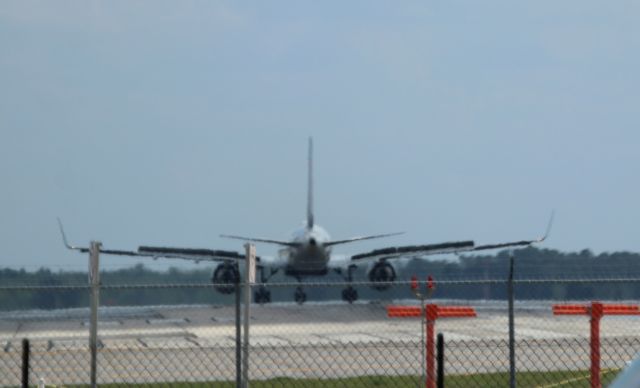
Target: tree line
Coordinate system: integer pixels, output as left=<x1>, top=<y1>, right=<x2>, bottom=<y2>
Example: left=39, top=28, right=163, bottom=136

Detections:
left=1, top=247, right=639, bottom=310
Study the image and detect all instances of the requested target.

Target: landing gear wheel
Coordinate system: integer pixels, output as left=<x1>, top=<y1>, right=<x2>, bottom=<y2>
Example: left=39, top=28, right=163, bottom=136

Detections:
left=294, top=286, right=307, bottom=305
left=254, top=287, right=271, bottom=304
left=342, top=286, right=358, bottom=304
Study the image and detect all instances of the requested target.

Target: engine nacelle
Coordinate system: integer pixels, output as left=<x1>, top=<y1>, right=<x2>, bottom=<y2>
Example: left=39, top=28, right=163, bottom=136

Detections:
left=211, top=262, right=240, bottom=294
left=368, top=261, right=396, bottom=291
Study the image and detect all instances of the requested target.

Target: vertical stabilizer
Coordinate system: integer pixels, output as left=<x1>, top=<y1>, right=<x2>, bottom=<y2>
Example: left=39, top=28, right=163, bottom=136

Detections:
left=307, top=137, right=314, bottom=229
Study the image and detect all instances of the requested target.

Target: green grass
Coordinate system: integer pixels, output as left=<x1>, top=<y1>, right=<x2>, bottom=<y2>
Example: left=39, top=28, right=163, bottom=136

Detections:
left=57, top=368, right=622, bottom=387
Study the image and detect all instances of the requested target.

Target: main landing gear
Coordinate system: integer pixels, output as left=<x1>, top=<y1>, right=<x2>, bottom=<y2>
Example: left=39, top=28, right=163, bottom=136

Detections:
left=288, top=264, right=359, bottom=305
left=253, top=267, right=278, bottom=305
left=335, top=264, right=359, bottom=304
left=341, top=286, right=358, bottom=304
left=254, top=286, right=271, bottom=304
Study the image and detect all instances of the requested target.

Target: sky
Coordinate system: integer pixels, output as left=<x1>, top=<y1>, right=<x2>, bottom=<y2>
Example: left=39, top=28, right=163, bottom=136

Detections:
left=1, top=1, right=639, bottom=271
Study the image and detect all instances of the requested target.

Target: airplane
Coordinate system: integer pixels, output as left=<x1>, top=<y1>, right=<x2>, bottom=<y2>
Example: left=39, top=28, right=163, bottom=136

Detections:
left=59, top=138, right=552, bottom=304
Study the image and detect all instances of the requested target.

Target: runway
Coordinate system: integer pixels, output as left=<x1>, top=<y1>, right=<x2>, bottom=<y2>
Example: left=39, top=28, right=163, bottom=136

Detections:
left=1, top=300, right=639, bottom=385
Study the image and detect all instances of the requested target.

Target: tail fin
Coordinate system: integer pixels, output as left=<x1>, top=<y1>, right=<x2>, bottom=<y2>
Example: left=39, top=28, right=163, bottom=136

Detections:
left=307, top=137, right=314, bottom=229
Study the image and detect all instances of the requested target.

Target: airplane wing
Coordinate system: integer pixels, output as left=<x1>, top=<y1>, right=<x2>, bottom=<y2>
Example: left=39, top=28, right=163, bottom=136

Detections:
left=68, top=244, right=250, bottom=263
left=350, top=240, right=476, bottom=261
left=58, top=219, right=250, bottom=263
left=136, top=246, right=249, bottom=262
left=350, top=238, right=544, bottom=262
left=350, top=213, right=554, bottom=262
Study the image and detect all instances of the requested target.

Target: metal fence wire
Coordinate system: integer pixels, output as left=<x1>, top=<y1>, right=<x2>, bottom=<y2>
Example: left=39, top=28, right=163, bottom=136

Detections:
left=1, top=279, right=640, bottom=387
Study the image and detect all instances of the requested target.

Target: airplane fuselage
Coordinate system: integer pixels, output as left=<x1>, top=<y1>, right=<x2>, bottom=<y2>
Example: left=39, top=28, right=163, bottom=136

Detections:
left=284, top=224, right=332, bottom=276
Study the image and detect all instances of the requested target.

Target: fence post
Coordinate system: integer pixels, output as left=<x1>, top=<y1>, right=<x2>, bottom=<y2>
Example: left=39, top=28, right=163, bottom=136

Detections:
left=235, top=263, right=242, bottom=388
left=89, top=241, right=101, bottom=388
left=242, top=244, right=256, bottom=388
left=21, top=338, right=29, bottom=388
left=508, top=253, right=516, bottom=388
left=436, top=333, right=444, bottom=388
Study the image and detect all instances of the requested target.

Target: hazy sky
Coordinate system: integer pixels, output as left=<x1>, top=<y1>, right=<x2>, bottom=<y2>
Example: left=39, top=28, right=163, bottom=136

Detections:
left=1, top=1, right=639, bottom=271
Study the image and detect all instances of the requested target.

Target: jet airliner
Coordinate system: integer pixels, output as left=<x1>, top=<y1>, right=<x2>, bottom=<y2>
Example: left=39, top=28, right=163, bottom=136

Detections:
left=60, top=138, right=551, bottom=304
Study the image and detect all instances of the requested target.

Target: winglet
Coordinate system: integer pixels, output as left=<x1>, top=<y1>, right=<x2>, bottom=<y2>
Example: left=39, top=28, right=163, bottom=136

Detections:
left=538, top=210, right=555, bottom=242
left=57, top=218, right=87, bottom=252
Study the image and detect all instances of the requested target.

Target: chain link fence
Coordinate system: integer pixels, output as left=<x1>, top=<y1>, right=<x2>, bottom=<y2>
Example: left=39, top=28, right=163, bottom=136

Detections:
left=2, top=279, right=640, bottom=386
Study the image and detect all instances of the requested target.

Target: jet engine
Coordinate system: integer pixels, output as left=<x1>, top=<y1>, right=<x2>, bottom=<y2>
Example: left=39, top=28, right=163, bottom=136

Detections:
left=211, top=262, right=239, bottom=294
left=368, top=261, right=396, bottom=291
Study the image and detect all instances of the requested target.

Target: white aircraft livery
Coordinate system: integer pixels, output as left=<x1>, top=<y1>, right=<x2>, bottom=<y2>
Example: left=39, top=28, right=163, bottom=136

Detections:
left=59, top=138, right=552, bottom=304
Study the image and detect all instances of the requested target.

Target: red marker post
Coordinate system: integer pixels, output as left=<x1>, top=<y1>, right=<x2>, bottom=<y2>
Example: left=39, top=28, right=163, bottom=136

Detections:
left=388, top=276, right=477, bottom=388
left=553, top=302, right=640, bottom=388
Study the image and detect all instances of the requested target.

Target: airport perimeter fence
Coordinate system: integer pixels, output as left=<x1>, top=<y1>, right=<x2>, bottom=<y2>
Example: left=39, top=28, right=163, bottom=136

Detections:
left=1, top=278, right=640, bottom=387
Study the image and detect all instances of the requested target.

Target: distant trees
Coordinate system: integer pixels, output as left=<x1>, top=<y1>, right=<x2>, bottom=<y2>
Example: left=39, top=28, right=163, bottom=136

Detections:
left=2, top=247, right=640, bottom=310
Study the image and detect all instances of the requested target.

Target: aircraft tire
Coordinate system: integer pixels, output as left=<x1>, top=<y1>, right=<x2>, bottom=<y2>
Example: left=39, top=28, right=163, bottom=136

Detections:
left=255, top=287, right=271, bottom=304
left=342, top=286, right=358, bottom=304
